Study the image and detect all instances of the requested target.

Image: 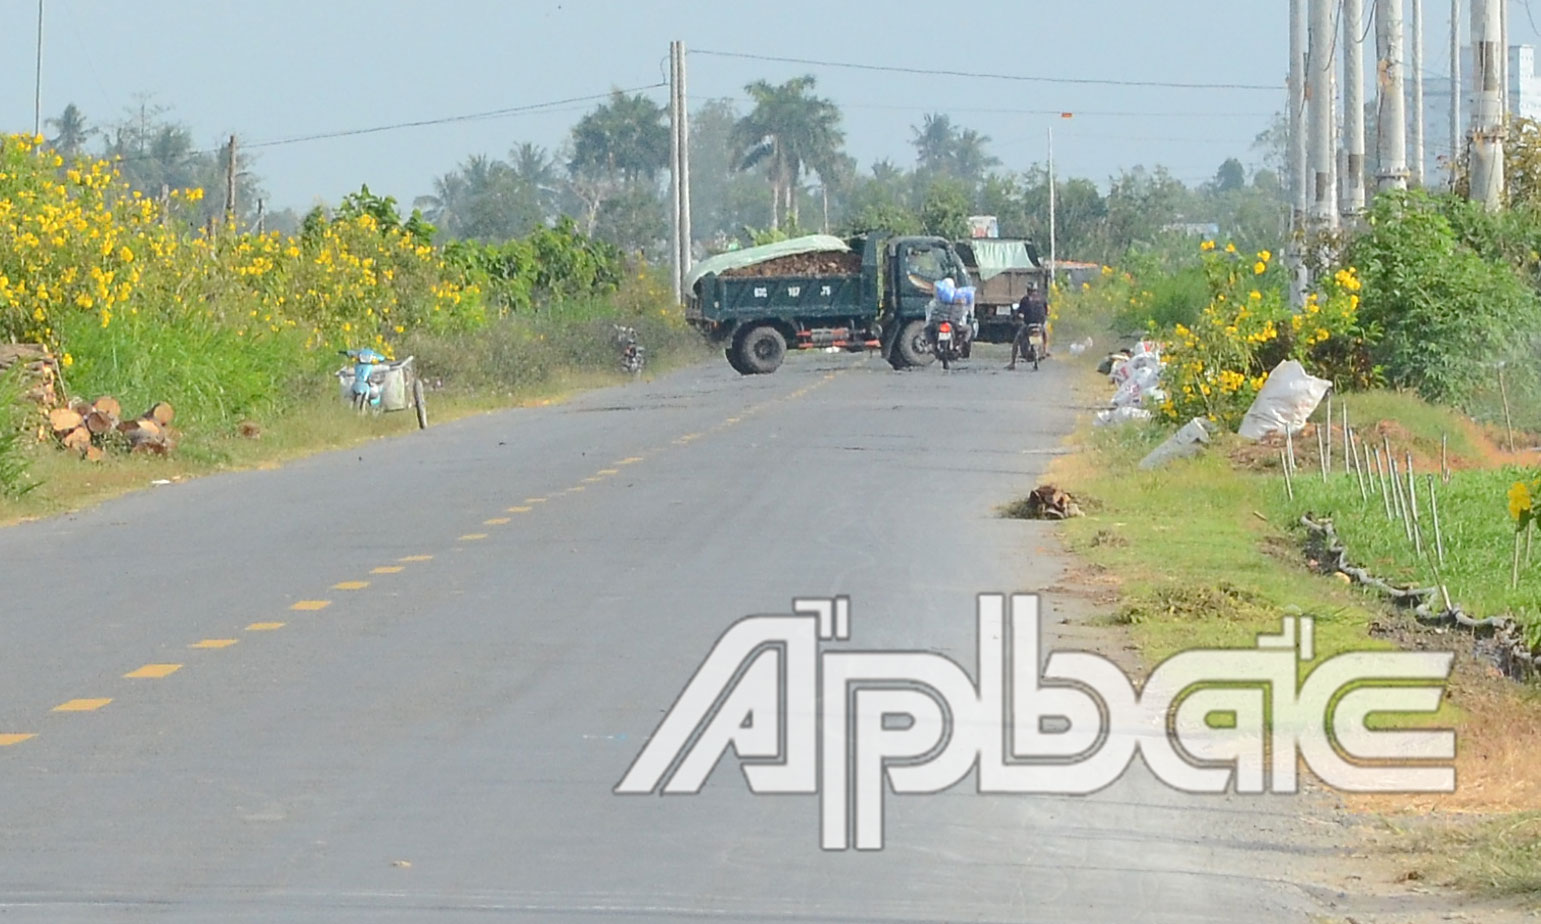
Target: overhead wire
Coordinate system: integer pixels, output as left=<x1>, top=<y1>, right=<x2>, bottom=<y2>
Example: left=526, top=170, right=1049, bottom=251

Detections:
left=689, top=49, right=1281, bottom=92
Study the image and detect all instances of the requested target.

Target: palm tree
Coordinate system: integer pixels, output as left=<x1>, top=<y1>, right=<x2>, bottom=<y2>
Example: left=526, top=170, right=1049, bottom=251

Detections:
left=911, top=114, right=955, bottom=174
left=46, top=103, right=94, bottom=161
left=414, top=170, right=471, bottom=237
left=732, top=76, right=844, bottom=230
left=509, top=142, right=560, bottom=219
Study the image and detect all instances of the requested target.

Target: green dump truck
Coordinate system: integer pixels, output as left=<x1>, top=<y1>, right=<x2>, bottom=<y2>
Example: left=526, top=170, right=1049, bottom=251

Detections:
left=685, top=233, right=973, bottom=374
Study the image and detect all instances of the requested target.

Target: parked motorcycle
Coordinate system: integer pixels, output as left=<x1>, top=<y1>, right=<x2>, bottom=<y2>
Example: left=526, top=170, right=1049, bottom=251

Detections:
left=614, top=325, right=646, bottom=375
left=336, top=348, right=428, bottom=429
left=929, top=319, right=965, bottom=370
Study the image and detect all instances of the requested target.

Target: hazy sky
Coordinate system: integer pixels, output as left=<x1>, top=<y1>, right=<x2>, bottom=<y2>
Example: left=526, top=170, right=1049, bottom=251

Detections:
left=3, top=1, right=1534, bottom=212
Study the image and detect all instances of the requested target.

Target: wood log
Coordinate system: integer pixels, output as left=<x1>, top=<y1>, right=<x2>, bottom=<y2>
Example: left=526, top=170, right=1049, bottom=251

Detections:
left=49, top=408, right=83, bottom=434
left=0, top=344, right=49, bottom=368
left=132, top=418, right=162, bottom=439
left=83, top=445, right=106, bottom=463
left=60, top=426, right=92, bottom=453
left=147, top=402, right=175, bottom=427
left=130, top=436, right=168, bottom=456
left=69, top=397, right=93, bottom=418
left=84, top=410, right=116, bottom=436
left=92, top=396, right=121, bottom=419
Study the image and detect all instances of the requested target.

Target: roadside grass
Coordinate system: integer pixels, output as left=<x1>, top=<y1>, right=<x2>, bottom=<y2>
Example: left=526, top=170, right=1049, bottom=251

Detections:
left=0, top=319, right=714, bottom=526
left=1042, top=362, right=1541, bottom=906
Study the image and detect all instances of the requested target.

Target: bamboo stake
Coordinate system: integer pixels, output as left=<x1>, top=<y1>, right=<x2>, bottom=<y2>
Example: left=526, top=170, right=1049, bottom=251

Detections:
left=1513, top=531, right=1523, bottom=590
left=1406, top=453, right=1419, bottom=524
left=1281, top=449, right=1295, bottom=501
left=1317, top=426, right=1328, bottom=483
left=1287, top=429, right=1298, bottom=475
left=1440, top=432, right=1450, bottom=484
left=1386, top=446, right=1399, bottom=520
left=1342, top=400, right=1353, bottom=476
left=1351, top=428, right=1369, bottom=501
left=1499, top=363, right=1517, bottom=454
left=1391, top=457, right=1414, bottom=543
left=1325, top=391, right=1333, bottom=474
left=1426, top=474, right=1445, bottom=566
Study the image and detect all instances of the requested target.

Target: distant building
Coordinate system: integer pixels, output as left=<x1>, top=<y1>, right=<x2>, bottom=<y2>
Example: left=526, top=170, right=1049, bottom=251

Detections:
left=1162, top=221, right=1221, bottom=238
left=1419, top=44, right=1541, bottom=178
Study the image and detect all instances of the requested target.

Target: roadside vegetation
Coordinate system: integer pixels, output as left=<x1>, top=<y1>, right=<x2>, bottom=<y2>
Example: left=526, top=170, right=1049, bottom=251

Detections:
left=1035, top=144, right=1541, bottom=905
left=0, top=133, right=706, bottom=521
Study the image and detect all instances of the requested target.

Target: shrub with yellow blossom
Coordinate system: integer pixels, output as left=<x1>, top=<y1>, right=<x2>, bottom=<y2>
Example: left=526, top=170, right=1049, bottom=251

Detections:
left=1155, top=243, right=1375, bottom=426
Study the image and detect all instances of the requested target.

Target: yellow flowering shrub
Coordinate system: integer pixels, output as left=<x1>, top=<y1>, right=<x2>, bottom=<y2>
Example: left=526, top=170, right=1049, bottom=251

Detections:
left=1156, top=245, right=1374, bottom=426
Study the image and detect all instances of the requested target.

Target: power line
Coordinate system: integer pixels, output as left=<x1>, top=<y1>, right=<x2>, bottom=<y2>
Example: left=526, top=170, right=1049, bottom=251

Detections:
left=690, top=48, right=1282, bottom=92
left=110, top=83, right=668, bottom=164
left=701, top=95, right=1273, bottom=120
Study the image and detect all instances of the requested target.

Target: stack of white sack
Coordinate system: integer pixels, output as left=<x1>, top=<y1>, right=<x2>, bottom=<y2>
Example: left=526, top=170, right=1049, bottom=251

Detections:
left=1107, top=341, right=1167, bottom=409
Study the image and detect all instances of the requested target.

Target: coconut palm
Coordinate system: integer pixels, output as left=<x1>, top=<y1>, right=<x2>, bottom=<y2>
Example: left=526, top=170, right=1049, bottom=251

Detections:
left=46, top=103, right=94, bottom=161
left=732, top=76, right=845, bottom=230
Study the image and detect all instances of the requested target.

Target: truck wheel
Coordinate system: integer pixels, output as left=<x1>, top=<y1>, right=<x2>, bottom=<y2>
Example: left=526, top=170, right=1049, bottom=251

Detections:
left=738, top=325, right=786, bottom=374
left=725, top=347, right=752, bottom=375
left=894, top=320, right=936, bottom=368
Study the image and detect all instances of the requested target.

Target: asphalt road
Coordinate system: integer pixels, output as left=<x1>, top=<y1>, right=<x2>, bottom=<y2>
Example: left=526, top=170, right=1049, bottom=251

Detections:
left=0, top=349, right=1357, bottom=922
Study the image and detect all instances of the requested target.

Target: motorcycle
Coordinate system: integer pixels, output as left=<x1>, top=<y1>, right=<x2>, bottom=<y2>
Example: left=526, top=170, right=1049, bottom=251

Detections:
left=929, top=319, right=964, bottom=370
left=614, top=325, right=646, bottom=376
left=336, top=348, right=428, bottom=429
left=1020, top=323, right=1047, bottom=371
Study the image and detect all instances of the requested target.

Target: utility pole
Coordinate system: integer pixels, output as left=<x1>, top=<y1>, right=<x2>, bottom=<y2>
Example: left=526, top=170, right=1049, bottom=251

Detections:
left=1309, top=0, right=1340, bottom=229
left=1376, top=0, right=1410, bottom=191
left=1411, top=0, right=1426, bottom=185
left=1471, top=0, right=1506, bottom=207
left=224, top=134, right=237, bottom=225
left=1452, top=0, right=1463, bottom=186
left=1047, top=125, right=1057, bottom=286
left=678, top=42, right=691, bottom=299
left=1288, top=0, right=1309, bottom=306
left=33, top=0, right=44, bottom=138
left=669, top=41, right=682, bottom=303
left=1344, top=0, right=1368, bottom=219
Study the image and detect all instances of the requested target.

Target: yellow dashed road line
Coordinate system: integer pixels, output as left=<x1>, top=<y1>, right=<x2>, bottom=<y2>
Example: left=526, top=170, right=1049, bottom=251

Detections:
left=525, top=497, right=548, bottom=503
left=581, top=476, right=604, bottom=484
left=332, top=581, right=369, bottom=591
left=596, top=468, right=620, bottom=476
left=399, top=555, right=434, bottom=563
left=53, top=699, right=111, bottom=713
left=190, top=639, right=238, bottom=649
left=372, top=566, right=404, bottom=574
left=484, top=517, right=512, bottom=526
left=506, top=506, right=532, bottom=514
left=460, top=533, right=489, bottom=541
left=246, top=622, right=285, bottom=632
left=0, top=733, right=35, bottom=747
left=615, top=457, right=644, bottom=466
left=124, top=664, right=182, bottom=679
left=291, top=600, right=331, bottom=611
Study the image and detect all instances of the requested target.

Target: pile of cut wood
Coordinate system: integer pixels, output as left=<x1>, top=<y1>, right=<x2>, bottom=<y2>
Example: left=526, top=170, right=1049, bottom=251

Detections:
left=49, top=398, right=178, bottom=461
left=0, top=344, right=61, bottom=407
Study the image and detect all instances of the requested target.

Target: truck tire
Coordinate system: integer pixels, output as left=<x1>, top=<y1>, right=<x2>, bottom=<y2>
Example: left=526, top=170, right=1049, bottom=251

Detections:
left=893, top=320, right=936, bottom=368
left=725, top=347, right=751, bottom=375
left=737, top=325, right=787, bottom=374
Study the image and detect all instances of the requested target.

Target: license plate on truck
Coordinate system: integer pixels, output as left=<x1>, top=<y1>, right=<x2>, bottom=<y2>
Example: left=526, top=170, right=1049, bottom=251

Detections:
left=996, top=306, right=1013, bottom=317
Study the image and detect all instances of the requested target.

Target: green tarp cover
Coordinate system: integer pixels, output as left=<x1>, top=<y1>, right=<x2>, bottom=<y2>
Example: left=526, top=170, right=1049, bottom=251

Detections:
left=684, top=234, right=852, bottom=293
left=966, top=240, right=1038, bottom=281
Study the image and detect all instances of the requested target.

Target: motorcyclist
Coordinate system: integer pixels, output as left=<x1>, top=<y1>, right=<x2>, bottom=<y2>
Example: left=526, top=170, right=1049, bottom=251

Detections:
left=926, top=277, right=975, bottom=356
left=1008, top=281, right=1051, bottom=370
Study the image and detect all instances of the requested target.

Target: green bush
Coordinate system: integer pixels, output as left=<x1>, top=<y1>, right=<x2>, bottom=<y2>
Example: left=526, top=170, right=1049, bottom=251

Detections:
left=1349, top=191, right=1541, bottom=405
left=0, top=370, right=37, bottom=498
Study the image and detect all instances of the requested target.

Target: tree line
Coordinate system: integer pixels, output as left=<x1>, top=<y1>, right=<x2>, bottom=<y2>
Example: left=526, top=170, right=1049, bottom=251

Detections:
left=40, top=80, right=1290, bottom=267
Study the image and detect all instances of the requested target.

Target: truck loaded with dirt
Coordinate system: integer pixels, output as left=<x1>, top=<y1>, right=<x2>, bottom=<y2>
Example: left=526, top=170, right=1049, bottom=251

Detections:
left=952, top=238, right=1051, bottom=345
left=685, top=233, right=973, bottom=374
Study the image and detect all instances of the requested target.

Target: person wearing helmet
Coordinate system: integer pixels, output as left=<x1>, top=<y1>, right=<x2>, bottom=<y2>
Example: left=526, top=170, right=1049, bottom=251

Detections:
left=1008, top=280, right=1050, bottom=370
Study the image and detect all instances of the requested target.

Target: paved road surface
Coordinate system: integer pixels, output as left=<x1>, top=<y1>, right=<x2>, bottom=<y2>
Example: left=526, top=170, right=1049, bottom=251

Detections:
left=0, top=351, right=1376, bottom=921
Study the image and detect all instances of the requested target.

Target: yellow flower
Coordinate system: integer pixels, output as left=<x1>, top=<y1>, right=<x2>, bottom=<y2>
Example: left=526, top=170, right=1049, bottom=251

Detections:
left=62, top=353, right=73, bottom=368
left=1253, top=261, right=1267, bottom=275
left=1200, top=240, right=1216, bottom=252
left=1224, top=243, right=1237, bottom=254
left=1509, top=481, right=1533, bottom=523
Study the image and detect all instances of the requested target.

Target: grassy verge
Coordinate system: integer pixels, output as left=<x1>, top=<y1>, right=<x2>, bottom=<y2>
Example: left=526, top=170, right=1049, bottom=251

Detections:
left=0, top=313, right=713, bottom=526
left=1042, top=359, right=1541, bottom=906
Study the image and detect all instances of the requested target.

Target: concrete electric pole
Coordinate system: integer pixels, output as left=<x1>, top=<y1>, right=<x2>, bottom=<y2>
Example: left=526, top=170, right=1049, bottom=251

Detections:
left=1376, top=0, right=1410, bottom=191
left=1452, top=0, right=1463, bottom=186
left=1470, top=0, right=1506, bottom=208
left=668, top=41, right=693, bottom=303
left=1288, top=0, right=1310, bottom=306
left=1344, top=0, right=1368, bottom=219
left=1309, top=0, right=1340, bottom=229
left=1411, top=0, right=1426, bottom=185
